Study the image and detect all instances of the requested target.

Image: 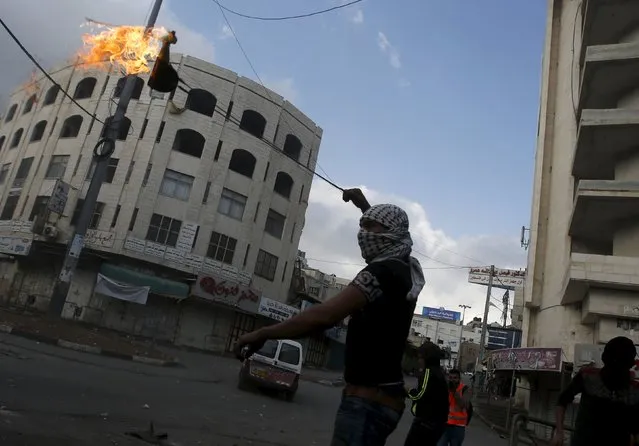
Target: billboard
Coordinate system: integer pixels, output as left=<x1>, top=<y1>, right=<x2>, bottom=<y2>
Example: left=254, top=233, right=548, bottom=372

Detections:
left=490, top=348, right=562, bottom=372
left=468, top=267, right=525, bottom=290
left=422, top=307, right=461, bottom=322
left=487, top=327, right=522, bottom=350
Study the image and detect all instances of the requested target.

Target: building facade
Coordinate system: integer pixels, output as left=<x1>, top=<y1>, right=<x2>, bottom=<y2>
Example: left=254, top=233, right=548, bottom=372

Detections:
left=410, top=313, right=482, bottom=359
left=524, top=0, right=639, bottom=359
left=0, top=54, right=322, bottom=353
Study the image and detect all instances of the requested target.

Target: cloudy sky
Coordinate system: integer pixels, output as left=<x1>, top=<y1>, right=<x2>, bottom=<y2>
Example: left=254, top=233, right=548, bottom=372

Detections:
left=0, top=0, right=546, bottom=323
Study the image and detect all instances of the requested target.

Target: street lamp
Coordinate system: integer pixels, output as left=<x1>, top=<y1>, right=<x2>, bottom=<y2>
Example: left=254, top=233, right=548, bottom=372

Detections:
left=457, top=304, right=471, bottom=369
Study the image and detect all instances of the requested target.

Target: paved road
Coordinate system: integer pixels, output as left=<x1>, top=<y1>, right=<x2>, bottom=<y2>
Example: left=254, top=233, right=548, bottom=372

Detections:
left=0, top=334, right=504, bottom=445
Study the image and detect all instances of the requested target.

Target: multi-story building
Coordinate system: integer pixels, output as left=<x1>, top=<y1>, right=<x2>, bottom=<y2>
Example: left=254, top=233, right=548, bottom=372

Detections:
left=0, top=54, right=322, bottom=353
left=410, top=313, right=482, bottom=364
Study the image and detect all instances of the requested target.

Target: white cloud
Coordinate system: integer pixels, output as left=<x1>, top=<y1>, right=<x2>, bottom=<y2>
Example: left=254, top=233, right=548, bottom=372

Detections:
left=220, top=24, right=233, bottom=40
left=264, top=77, right=299, bottom=103
left=299, top=181, right=527, bottom=323
left=398, top=78, right=411, bottom=88
left=0, top=0, right=215, bottom=100
left=351, top=9, right=364, bottom=24
left=377, top=31, right=401, bottom=69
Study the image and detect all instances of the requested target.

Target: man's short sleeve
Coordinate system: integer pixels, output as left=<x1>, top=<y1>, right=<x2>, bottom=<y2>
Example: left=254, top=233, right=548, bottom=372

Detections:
left=557, top=371, right=585, bottom=407
left=350, top=263, right=386, bottom=302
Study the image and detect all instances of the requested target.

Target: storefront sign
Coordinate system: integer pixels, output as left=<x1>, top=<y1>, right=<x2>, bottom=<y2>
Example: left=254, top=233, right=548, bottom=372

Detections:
left=48, top=180, right=70, bottom=215
left=84, top=229, right=116, bottom=249
left=0, top=220, right=33, bottom=234
left=468, top=267, right=526, bottom=290
left=490, top=347, right=562, bottom=372
left=258, top=297, right=299, bottom=322
left=192, top=273, right=260, bottom=313
left=0, top=236, right=32, bottom=256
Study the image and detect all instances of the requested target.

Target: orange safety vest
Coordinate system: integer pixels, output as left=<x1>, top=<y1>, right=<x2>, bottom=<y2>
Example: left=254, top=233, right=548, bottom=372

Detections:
left=447, top=383, right=468, bottom=426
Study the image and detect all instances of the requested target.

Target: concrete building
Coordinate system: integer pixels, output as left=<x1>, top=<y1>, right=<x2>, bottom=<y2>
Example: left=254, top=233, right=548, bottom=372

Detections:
left=0, top=54, right=322, bottom=353
left=410, top=313, right=482, bottom=364
left=524, top=0, right=639, bottom=359
left=510, top=286, right=524, bottom=330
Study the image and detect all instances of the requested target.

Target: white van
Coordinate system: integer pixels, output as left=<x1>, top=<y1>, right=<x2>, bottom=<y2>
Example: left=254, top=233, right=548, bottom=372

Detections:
left=238, top=339, right=303, bottom=401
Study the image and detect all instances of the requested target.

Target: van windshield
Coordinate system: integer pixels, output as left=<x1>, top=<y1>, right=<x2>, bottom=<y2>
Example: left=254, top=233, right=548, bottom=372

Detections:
left=278, top=343, right=300, bottom=365
left=256, top=339, right=278, bottom=358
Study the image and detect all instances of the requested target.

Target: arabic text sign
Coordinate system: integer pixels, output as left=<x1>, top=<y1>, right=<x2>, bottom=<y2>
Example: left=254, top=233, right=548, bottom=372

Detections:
left=422, top=306, right=461, bottom=322
left=191, top=273, right=260, bottom=313
left=48, top=180, right=70, bottom=214
left=0, top=236, right=32, bottom=256
left=490, top=347, right=562, bottom=372
left=468, top=267, right=525, bottom=289
left=258, top=297, right=299, bottom=322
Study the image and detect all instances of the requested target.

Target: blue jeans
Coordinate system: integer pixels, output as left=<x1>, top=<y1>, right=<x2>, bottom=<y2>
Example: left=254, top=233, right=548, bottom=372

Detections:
left=437, top=425, right=466, bottom=446
left=330, top=395, right=403, bottom=446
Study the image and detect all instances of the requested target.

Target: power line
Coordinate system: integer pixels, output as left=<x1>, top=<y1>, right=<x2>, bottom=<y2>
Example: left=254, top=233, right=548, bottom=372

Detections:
left=212, top=0, right=365, bottom=21
left=305, top=256, right=472, bottom=270
left=0, top=18, right=104, bottom=125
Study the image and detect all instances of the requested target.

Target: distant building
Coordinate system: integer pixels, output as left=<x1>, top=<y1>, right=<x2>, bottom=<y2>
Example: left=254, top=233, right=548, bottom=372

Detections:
left=411, top=313, right=482, bottom=365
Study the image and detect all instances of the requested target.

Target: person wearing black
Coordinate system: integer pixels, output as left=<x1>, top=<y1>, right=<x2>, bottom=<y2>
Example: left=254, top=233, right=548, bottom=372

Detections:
left=550, top=336, right=639, bottom=446
left=234, top=188, right=426, bottom=446
left=404, top=342, right=449, bottom=446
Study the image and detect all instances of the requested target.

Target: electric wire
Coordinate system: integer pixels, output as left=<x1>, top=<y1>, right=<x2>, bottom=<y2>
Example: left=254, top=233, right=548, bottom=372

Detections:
left=212, top=0, right=365, bottom=21
left=0, top=18, right=105, bottom=125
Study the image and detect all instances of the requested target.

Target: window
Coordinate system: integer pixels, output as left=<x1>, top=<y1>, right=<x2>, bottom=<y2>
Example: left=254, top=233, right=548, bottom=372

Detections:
left=265, top=209, right=285, bottom=239
left=278, top=343, right=300, bottom=365
left=43, top=86, right=59, bottom=105
left=125, top=161, right=135, bottom=183
left=202, top=181, right=211, bottom=204
left=114, top=77, right=144, bottom=100
left=111, top=205, right=121, bottom=228
left=172, top=129, right=205, bottom=158
left=29, top=196, right=49, bottom=221
left=0, top=136, right=5, bottom=150
left=207, top=231, right=237, bottom=264
left=218, top=188, right=247, bottom=220
left=0, top=196, right=19, bottom=220
left=239, top=110, right=266, bottom=139
left=254, top=249, right=278, bottom=281
left=139, top=119, right=148, bottom=139
left=23, top=95, right=37, bottom=114
left=5, top=104, right=17, bottom=122
left=185, top=89, right=217, bottom=117
left=100, top=116, right=131, bottom=140
left=256, top=339, right=278, bottom=359
left=142, top=163, right=152, bottom=186
left=73, top=77, right=97, bottom=99
left=0, top=163, right=10, bottom=185
left=10, top=129, right=24, bottom=148
left=214, top=140, right=223, bottom=161
left=30, top=120, right=47, bottom=142
left=228, top=149, right=257, bottom=178
left=86, top=158, right=118, bottom=183
left=274, top=172, right=294, bottom=199
left=146, top=213, right=182, bottom=247
left=59, top=115, right=83, bottom=138
left=129, top=208, right=138, bottom=231
left=283, top=134, right=302, bottom=161
left=160, top=169, right=194, bottom=201
left=45, top=155, right=70, bottom=179
left=13, top=157, right=34, bottom=187
left=71, top=199, right=104, bottom=229
left=155, top=121, right=165, bottom=143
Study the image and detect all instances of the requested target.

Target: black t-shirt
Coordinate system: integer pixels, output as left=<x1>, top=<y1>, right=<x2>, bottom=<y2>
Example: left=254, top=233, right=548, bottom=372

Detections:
left=343, top=258, right=414, bottom=387
left=557, top=367, right=639, bottom=446
left=412, top=366, right=449, bottom=427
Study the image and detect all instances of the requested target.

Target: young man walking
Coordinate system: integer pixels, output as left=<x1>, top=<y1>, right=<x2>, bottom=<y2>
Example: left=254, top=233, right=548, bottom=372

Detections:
left=234, top=188, right=426, bottom=446
left=437, top=369, right=471, bottom=446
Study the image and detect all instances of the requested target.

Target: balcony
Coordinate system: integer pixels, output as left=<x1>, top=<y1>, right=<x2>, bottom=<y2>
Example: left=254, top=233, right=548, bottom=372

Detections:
left=578, top=42, right=639, bottom=112
left=572, top=109, right=639, bottom=178
left=562, top=252, right=639, bottom=304
left=580, top=0, right=639, bottom=64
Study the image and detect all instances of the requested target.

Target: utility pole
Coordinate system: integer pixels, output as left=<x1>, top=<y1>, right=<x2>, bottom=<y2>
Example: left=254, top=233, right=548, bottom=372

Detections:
left=457, top=304, right=471, bottom=369
left=475, top=265, right=495, bottom=392
left=48, top=0, right=165, bottom=316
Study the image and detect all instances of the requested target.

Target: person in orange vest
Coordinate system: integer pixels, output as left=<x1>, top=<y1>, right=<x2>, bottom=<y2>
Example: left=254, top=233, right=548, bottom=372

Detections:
left=437, top=369, right=471, bottom=446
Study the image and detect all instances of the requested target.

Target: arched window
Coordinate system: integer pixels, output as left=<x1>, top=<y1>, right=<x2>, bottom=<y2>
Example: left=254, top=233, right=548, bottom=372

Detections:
left=172, top=129, right=205, bottom=158
left=60, top=115, right=83, bottom=138
left=229, top=149, right=257, bottom=178
left=23, top=95, right=37, bottom=114
left=185, top=89, right=217, bottom=117
left=43, top=86, right=60, bottom=106
left=0, top=136, right=5, bottom=150
left=30, top=121, right=47, bottom=142
left=100, top=116, right=132, bottom=141
left=273, top=172, right=294, bottom=199
left=283, top=134, right=302, bottom=161
left=5, top=104, right=17, bottom=122
left=73, top=77, right=97, bottom=100
left=10, top=129, right=24, bottom=148
left=239, top=110, right=266, bottom=139
left=114, top=77, right=145, bottom=100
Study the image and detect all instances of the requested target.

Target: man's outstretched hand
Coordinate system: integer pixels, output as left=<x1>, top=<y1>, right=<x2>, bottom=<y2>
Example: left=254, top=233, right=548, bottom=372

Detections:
left=233, top=329, right=267, bottom=361
left=342, top=188, right=371, bottom=213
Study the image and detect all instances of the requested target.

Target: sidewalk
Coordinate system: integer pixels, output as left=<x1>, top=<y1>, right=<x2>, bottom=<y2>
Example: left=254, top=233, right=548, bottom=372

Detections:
left=0, top=307, right=178, bottom=366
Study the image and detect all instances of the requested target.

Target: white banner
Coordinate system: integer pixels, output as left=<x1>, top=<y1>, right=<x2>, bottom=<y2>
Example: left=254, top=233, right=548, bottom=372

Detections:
left=258, top=296, right=299, bottom=322
left=94, top=273, right=150, bottom=305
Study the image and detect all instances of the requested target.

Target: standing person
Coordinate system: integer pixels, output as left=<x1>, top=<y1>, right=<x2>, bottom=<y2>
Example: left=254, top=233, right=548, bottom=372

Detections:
left=404, top=342, right=450, bottom=446
left=437, top=369, right=471, bottom=446
left=549, top=336, right=639, bottom=446
left=234, top=188, right=426, bottom=446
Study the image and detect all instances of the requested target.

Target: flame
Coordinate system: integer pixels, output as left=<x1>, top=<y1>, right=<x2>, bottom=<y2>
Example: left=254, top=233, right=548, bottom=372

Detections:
left=22, top=69, right=40, bottom=98
left=77, top=21, right=168, bottom=75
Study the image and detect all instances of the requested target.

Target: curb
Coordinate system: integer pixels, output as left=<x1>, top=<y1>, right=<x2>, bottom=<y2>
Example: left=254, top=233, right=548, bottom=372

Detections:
left=0, top=324, right=180, bottom=367
left=301, top=376, right=344, bottom=387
